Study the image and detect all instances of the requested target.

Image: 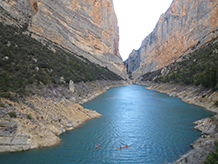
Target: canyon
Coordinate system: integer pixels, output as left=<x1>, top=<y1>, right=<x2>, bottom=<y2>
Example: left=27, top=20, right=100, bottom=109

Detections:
left=0, top=0, right=218, bottom=163
left=125, top=0, right=218, bottom=80
left=0, top=0, right=128, bottom=79
left=0, top=0, right=131, bottom=153
left=0, top=80, right=129, bottom=153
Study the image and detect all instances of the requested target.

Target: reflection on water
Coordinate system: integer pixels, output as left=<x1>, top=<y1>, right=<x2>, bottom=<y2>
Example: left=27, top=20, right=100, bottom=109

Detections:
left=0, top=85, right=213, bottom=164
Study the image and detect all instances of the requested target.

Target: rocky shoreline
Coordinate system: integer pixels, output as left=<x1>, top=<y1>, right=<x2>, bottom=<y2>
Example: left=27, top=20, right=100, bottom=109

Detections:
left=136, top=81, right=218, bottom=164
left=2, top=79, right=216, bottom=163
left=0, top=80, right=130, bottom=153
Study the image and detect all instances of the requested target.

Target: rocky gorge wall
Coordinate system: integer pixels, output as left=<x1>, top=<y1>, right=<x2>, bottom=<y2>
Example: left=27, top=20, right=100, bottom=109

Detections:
left=0, top=0, right=128, bottom=79
left=125, top=0, right=218, bottom=80
left=0, top=80, right=130, bottom=153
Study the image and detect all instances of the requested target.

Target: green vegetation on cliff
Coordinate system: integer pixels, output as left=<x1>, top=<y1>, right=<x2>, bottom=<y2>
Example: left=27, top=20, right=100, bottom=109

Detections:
left=0, top=23, right=122, bottom=100
left=141, top=37, right=218, bottom=90
left=204, top=141, right=218, bottom=164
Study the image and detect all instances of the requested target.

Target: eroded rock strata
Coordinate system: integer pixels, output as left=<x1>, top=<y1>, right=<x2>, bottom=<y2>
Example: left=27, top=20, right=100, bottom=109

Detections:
left=0, top=80, right=129, bottom=153
left=0, top=0, right=130, bottom=153
left=125, top=0, right=218, bottom=80
left=0, top=0, right=128, bottom=79
left=0, top=99, right=100, bottom=153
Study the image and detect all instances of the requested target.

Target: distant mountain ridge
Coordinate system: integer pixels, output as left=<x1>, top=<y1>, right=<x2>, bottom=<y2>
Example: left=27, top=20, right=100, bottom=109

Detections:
left=0, top=0, right=128, bottom=80
left=125, top=0, right=218, bottom=80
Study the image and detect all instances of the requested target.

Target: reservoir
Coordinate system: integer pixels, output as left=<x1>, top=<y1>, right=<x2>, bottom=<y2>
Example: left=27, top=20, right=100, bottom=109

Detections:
left=0, top=85, right=213, bottom=163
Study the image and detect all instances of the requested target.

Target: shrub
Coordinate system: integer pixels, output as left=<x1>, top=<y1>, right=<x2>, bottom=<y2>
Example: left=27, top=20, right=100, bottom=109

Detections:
left=0, top=22, right=122, bottom=99
left=0, top=22, right=123, bottom=100
left=0, top=102, right=5, bottom=107
left=214, top=84, right=218, bottom=91
left=27, top=114, right=32, bottom=120
left=8, top=111, right=16, bottom=118
left=149, top=37, right=218, bottom=90
left=204, top=152, right=218, bottom=164
left=214, top=101, right=218, bottom=107
left=204, top=141, right=218, bottom=164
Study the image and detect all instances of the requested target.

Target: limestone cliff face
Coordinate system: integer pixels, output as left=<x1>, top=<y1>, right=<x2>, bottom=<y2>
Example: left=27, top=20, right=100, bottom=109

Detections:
left=125, top=0, right=218, bottom=80
left=124, top=49, right=140, bottom=78
left=0, top=0, right=128, bottom=79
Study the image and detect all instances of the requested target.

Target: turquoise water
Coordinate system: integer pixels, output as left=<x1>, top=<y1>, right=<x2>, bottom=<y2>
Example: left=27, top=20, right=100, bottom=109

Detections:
left=0, top=85, right=213, bottom=164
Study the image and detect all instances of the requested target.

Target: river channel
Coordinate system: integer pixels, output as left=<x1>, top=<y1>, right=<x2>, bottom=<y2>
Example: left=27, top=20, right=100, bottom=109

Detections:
left=0, top=85, right=213, bottom=163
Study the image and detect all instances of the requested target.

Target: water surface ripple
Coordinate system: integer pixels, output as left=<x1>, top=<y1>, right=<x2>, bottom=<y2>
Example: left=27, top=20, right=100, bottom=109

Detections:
left=0, top=85, right=213, bottom=164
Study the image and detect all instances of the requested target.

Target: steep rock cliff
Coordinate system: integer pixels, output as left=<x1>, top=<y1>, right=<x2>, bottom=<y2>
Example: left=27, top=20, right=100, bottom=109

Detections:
left=124, top=49, right=140, bottom=79
left=125, top=0, right=218, bottom=80
left=0, top=0, right=128, bottom=79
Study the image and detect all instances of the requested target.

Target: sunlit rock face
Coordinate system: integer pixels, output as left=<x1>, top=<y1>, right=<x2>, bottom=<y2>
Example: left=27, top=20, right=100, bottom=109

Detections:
left=0, top=0, right=128, bottom=79
left=125, top=0, right=218, bottom=80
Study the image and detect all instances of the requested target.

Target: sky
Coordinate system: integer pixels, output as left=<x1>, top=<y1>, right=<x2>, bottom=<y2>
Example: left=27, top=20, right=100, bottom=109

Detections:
left=113, top=0, right=174, bottom=61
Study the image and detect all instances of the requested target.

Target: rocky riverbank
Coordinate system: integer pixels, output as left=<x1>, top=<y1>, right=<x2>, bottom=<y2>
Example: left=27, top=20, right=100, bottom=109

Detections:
left=136, top=81, right=218, bottom=164
left=0, top=80, right=130, bottom=153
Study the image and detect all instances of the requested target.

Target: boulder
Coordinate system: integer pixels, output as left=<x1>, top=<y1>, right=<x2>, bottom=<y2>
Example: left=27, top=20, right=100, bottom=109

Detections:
left=0, top=145, right=10, bottom=153
left=161, top=67, right=170, bottom=76
left=66, top=123, right=73, bottom=128
left=69, top=80, right=74, bottom=93
left=69, top=97, right=76, bottom=103
left=52, top=116, right=58, bottom=122
left=169, top=92, right=178, bottom=97
left=10, top=145, right=30, bottom=152
left=0, top=121, right=14, bottom=127
left=2, top=56, right=9, bottom=60
left=202, top=125, right=217, bottom=135
left=58, top=128, right=66, bottom=135
left=11, top=136, right=29, bottom=145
